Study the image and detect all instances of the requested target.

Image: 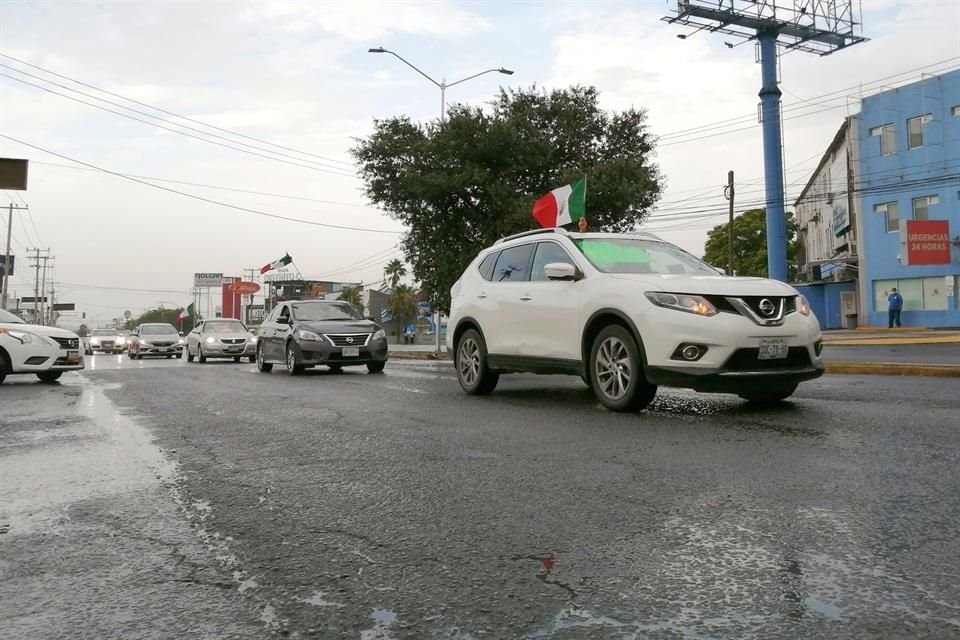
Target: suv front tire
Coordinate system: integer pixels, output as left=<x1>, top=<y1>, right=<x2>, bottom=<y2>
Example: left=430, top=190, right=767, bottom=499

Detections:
left=455, top=328, right=499, bottom=395
left=589, top=325, right=657, bottom=412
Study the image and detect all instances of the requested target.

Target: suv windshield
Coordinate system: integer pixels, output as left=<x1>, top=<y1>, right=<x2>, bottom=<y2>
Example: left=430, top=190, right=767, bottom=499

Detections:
left=91, top=329, right=115, bottom=336
left=0, top=309, right=25, bottom=324
left=204, top=321, right=247, bottom=333
left=292, top=302, right=362, bottom=322
left=574, top=237, right=718, bottom=275
left=141, top=324, right=178, bottom=335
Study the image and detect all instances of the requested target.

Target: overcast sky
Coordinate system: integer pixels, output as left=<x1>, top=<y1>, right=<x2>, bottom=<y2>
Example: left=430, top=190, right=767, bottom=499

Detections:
left=1, top=0, right=958, bottom=326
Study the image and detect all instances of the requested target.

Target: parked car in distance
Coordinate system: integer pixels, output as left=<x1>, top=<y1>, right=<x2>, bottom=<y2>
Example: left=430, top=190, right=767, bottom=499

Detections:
left=127, top=323, right=184, bottom=359
left=0, top=308, right=84, bottom=384
left=87, top=328, right=129, bottom=354
left=447, top=228, right=824, bottom=412
left=185, top=319, right=257, bottom=363
left=256, top=300, right=388, bottom=375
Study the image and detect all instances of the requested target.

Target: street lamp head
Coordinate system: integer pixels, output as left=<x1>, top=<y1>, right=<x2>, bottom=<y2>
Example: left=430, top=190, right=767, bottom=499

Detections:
left=498, top=67, right=515, bottom=76
left=368, top=47, right=386, bottom=54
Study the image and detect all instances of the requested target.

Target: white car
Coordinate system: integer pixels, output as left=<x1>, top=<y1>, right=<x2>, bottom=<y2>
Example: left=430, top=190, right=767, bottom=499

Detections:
left=184, top=318, right=257, bottom=363
left=0, top=308, right=85, bottom=384
left=446, top=229, right=824, bottom=412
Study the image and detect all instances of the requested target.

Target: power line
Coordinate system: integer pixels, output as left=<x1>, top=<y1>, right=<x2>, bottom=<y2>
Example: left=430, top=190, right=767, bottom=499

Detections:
left=0, top=73, right=359, bottom=178
left=58, top=281, right=191, bottom=295
left=0, top=51, right=356, bottom=168
left=0, top=134, right=404, bottom=235
left=33, top=160, right=382, bottom=211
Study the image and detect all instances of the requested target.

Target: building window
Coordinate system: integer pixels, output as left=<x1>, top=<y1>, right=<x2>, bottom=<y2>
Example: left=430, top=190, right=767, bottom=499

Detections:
left=874, top=277, right=950, bottom=312
left=912, top=195, right=939, bottom=221
left=907, top=114, right=932, bottom=150
left=874, top=201, right=899, bottom=233
left=869, top=123, right=896, bottom=156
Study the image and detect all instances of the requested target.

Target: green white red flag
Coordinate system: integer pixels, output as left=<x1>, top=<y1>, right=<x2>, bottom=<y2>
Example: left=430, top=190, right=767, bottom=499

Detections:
left=260, top=253, right=292, bottom=274
left=532, top=178, right=586, bottom=228
left=177, top=302, right=195, bottom=321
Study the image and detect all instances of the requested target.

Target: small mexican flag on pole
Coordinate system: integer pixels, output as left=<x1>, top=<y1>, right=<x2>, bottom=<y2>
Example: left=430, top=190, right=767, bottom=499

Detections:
left=177, top=302, right=195, bottom=322
left=260, top=253, right=293, bottom=274
left=532, top=177, right=586, bottom=228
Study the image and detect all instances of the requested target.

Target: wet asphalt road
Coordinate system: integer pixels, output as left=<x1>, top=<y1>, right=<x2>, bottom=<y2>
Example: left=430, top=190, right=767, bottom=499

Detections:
left=2, top=354, right=959, bottom=639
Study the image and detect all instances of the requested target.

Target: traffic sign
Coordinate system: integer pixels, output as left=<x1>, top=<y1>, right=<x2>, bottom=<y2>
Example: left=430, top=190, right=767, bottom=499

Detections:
left=229, top=281, right=261, bottom=295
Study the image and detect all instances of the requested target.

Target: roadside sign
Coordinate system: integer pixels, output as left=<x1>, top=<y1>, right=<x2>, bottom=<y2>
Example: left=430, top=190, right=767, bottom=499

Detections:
left=52, top=303, right=75, bottom=311
left=901, top=220, right=951, bottom=266
left=0, top=158, right=28, bottom=190
left=194, top=272, right=223, bottom=287
left=0, top=254, right=13, bottom=277
left=230, top=281, right=261, bottom=295
left=124, top=310, right=132, bottom=319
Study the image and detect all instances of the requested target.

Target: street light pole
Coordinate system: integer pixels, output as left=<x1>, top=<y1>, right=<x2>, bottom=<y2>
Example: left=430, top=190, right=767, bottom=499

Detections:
left=368, top=47, right=514, bottom=355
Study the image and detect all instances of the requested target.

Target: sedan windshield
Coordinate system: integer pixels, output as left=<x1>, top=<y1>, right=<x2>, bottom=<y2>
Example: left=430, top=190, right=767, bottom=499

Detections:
left=141, top=324, right=178, bottom=335
left=292, top=302, right=362, bottom=322
left=574, top=238, right=719, bottom=275
left=0, top=309, right=25, bottom=323
left=91, top=329, right=116, bottom=336
left=204, top=321, right=247, bottom=333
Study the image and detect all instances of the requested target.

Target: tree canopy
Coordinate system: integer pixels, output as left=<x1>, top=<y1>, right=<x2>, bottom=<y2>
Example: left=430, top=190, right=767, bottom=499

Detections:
left=338, top=285, right=363, bottom=311
left=353, top=85, right=663, bottom=310
left=702, top=208, right=801, bottom=280
left=386, top=284, right=418, bottom=330
left=126, top=307, right=189, bottom=331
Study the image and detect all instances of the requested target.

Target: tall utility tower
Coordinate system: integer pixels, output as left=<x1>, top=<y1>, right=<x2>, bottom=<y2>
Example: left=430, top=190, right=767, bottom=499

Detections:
left=663, top=0, right=867, bottom=282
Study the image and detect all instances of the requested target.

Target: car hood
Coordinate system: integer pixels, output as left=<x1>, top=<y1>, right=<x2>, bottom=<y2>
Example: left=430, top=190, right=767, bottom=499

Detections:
left=297, top=320, right=379, bottom=334
left=609, top=274, right=798, bottom=297
left=139, top=334, right=180, bottom=341
left=204, top=332, right=255, bottom=340
left=0, top=322, right=80, bottom=340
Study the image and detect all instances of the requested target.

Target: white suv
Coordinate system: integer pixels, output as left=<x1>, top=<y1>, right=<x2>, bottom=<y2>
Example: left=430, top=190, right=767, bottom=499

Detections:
left=447, top=229, right=824, bottom=411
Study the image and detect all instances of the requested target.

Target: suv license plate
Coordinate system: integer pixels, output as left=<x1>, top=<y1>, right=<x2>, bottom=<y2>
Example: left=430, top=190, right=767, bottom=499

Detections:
left=758, top=339, right=788, bottom=360
left=342, top=346, right=360, bottom=357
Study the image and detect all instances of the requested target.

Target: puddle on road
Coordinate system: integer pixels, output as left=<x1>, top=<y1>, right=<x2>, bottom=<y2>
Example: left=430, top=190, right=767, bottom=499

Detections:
left=360, top=608, right=398, bottom=640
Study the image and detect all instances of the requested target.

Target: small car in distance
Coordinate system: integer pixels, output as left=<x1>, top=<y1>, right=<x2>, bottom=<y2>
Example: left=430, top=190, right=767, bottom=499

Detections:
left=0, top=308, right=84, bottom=384
left=185, top=319, right=257, bottom=363
left=87, top=328, right=128, bottom=354
left=255, top=300, right=388, bottom=375
left=127, top=323, right=184, bottom=359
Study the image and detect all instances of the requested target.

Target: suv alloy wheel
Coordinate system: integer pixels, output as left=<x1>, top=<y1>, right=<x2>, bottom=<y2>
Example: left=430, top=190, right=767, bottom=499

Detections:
left=589, top=325, right=657, bottom=412
left=455, top=329, right=499, bottom=395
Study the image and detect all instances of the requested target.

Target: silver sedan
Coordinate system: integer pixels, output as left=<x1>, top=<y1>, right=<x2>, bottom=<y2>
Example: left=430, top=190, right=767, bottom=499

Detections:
left=184, top=319, right=257, bottom=363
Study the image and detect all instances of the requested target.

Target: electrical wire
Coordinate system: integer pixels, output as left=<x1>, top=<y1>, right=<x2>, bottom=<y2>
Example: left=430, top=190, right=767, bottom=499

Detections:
left=0, top=52, right=356, bottom=168
left=0, top=134, right=404, bottom=235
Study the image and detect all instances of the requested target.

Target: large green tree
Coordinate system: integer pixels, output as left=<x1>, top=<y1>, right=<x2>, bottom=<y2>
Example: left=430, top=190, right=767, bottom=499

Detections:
left=386, top=284, right=418, bottom=330
left=338, top=285, right=363, bottom=311
left=383, top=259, right=407, bottom=289
left=126, top=307, right=189, bottom=331
left=353, top=86, right=663, bottom=310
left=702, top=208, right=802, bottom=280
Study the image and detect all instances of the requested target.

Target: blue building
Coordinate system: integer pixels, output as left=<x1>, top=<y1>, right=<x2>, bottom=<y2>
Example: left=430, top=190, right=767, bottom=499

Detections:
left=796, top=69, right=960, bottom=328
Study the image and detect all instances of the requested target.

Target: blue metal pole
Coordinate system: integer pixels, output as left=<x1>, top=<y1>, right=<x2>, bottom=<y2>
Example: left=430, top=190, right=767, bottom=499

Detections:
left=758, top=30, right=788, bottom=282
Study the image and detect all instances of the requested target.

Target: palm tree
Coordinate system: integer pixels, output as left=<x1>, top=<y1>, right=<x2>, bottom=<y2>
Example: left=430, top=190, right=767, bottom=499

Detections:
left=383, top=258, right=407, bottom=289
left=386, top=284, right=418, bottom=330
left=338, top=285, right=363, bottom=312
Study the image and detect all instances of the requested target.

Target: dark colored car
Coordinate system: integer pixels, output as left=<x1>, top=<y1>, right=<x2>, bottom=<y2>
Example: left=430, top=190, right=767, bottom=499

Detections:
left=255, top=300, right=388, bottom=376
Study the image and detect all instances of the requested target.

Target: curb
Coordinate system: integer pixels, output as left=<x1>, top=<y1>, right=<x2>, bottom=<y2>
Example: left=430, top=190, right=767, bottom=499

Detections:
left=825, top=362, right=960, bottom=378
left=389, top=352, right=449, bottom=361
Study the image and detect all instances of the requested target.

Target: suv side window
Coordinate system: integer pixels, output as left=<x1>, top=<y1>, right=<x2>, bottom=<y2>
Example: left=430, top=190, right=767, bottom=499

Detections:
left=531, top=242, right=577, bottom=282
left=492, top=244, right=534, bottom=282
left=477, top=252, right=498, bottom=281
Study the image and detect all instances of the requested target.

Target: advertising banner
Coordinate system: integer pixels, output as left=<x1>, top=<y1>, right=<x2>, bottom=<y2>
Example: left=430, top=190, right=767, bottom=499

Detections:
left=901, top=220, right=951, bottom=266
left=194, top=272, right=223, bottom=287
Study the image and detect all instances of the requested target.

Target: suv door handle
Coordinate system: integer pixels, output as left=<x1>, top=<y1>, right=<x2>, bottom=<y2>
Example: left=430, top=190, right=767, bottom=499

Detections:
left=520, top=295, right=533, bottom=301
left=477, top=292, right=488, bottom=299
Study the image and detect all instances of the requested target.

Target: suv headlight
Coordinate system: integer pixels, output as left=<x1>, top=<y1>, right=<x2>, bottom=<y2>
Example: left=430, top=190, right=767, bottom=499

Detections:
left=372, top=329, right=386, bottom=341
left=298, top=329, right=322, bottom=341
left=644, top=292, right=718, bottom=317
left=797, top=294, right=812, bottom=317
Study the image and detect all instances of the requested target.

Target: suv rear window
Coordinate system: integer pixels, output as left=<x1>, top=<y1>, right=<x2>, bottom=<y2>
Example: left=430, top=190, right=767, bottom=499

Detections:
left=492, top=244, right=534, bottom=282
left=477, top=252, right=498, bottom=281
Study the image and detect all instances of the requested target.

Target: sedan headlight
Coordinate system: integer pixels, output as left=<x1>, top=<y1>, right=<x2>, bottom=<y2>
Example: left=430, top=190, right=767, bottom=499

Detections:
left=798, top=294, right=812, bottom=317
left=644, top=292, right=718, bottom=317
left=248, top=335, right=258, bottom=344
left=0, top=328, right=34, bottom=344
left=372, top=328, right=386, bottom=341
left=205, top=336, right=216, bottom=344
left=116, top=337, right=126, bottom=345
left=298, top=329, right=323, bottom=341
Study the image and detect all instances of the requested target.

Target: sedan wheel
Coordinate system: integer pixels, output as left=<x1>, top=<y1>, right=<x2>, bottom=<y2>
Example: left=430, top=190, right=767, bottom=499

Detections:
left=256, top=343, right=273, bottom=373
left=455, top=329, right=498, bottom=395
left=37, top=371, right=63, bottom=383
left=186, top=346, right=194, bottom=362
left=286, top=343, right=304, bottom=376
left=198, top=345, right=207, bottom=363
left=590, top=325, right=657, bottom=412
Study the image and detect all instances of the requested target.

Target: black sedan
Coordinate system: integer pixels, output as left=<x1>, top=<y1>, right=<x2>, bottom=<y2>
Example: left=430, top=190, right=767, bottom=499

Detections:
left=255, top=300, right=388, bottom=376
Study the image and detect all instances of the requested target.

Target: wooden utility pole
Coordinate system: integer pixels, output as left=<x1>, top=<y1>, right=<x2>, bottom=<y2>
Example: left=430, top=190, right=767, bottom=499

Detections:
left=725, top=171, right=735, bottom=275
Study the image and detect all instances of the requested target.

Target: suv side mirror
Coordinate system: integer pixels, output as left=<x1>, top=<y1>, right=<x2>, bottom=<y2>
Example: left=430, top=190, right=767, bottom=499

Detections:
left=544, top=262, right=581, bottom=281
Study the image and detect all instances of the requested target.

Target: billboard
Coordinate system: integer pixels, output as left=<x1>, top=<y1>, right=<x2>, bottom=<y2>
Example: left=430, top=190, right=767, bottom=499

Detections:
left=0, top=254, right=13, bottom=277
left=901, top=220, right=951, bottom=266
left=829, top=149, right=850, bottom=237
left=0, top=158, right=28, bottom=190
left=194, top=272, right=223, bottom=287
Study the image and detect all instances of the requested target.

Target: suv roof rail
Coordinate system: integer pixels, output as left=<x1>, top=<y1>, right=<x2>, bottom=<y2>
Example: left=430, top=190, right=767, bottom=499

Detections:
left=494, top=227, right=569, bottom=245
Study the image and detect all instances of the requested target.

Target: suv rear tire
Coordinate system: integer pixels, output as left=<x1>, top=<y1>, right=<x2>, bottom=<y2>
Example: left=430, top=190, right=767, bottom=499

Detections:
left=589, top=325, right=657, bottom=412
left=455, top=328, right=499, bottom=395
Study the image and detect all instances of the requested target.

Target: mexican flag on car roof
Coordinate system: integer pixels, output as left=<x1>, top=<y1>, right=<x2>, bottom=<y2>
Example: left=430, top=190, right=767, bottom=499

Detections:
left=532, top=178, right=586, bottom=228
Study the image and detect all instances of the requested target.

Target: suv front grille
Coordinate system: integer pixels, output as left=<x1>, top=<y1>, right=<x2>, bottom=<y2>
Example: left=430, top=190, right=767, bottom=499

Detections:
left=724, top=347, right=811, bottom=371
left=324, top=333, right=371, bottom=347
left=52, top=337, right=80, bottom=349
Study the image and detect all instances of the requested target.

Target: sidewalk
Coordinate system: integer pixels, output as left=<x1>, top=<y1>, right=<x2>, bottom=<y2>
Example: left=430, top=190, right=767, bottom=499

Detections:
left=822, top=327, right=960, bottom=346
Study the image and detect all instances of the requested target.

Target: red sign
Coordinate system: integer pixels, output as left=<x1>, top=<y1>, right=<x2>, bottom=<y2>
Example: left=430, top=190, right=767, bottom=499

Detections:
left=905, top=220, right=951, bottom=265
left=229, top=281, right=261, bottom=295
